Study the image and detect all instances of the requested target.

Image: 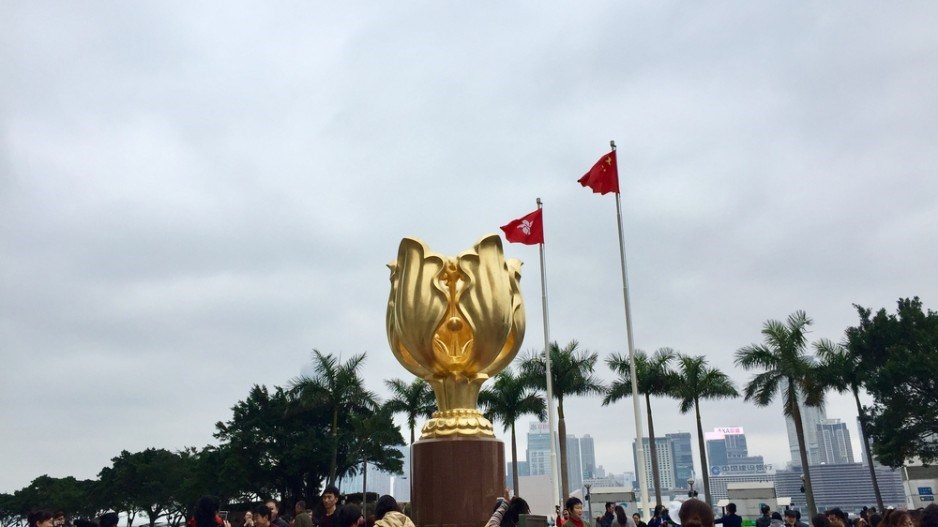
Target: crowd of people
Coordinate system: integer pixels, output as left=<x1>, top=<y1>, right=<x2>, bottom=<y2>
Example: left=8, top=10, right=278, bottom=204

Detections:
left=24, top=490, right=938, bottom=527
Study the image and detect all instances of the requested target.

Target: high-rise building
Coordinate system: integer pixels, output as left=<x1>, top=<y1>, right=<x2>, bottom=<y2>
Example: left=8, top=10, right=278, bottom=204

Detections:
left=526, top=421, right=556, bottom=477
left=667, top=433, right=694, bottom=488
left=704, top=427, right=765, bottom=475
left=633, top=437, right=675, bottom=490
left=581, top=434, right=597, bottom=478
left=566, top=435, right=584, bottom=492
left=817, top=419, right=855, bottom=464
left=786, top=397, right=827, bottom=467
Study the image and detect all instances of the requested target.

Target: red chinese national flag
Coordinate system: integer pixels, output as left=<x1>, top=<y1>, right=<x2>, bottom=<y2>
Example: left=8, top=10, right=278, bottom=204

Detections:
left=578, top=150, right=619, bottom=195
left=500, top=209, right=544, bottom=245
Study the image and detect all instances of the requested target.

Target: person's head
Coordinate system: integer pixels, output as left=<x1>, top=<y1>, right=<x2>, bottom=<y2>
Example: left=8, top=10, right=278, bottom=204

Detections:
left=761, top=505, right=771, bottom=518
left=606, top=504, right=615, bottom=514
left=53, top=512, right=66, bottom=526
left=374, top=496, right=400, bottom=521
left=322, top=486, right=341, bottom=514
left=889, top=512, right=912, bottom=527
left=826, top=509, right=847, bottom=527
left=501, top=498, right=531, bottom=527
left=335, top=505, right=362, bottom=527
left=244, top=511, right=254, bottom=525
left=295, top=502, right=306, bottom=515
left=633, top=514, right=642, bottom=524
left=195, top=496, right=221, bottom=527
left=785, top=510, right=798, bottom=526
left=813, top=514, right=831, bottom=527
left=99, top=513, right=119, bottom=527
left=565, top=498, right=583, bottom=521
left=678, top=499, right=714, bottom=527
left=726, top=504, right=737, bottom=515
left=922, top=505, right=938, bottom=527
left=872, top=515, right=883, bottom=527
left=654, top=506, right=664, bottom=518
left=253, top=505, right=272, bottom=527
left=265, top=501, right=280, bottom=520
left=29, top=511, right=55, bottom=527
left=772, top=513, right=783, bottom=522
left=615, top=506, right=628, bottom=527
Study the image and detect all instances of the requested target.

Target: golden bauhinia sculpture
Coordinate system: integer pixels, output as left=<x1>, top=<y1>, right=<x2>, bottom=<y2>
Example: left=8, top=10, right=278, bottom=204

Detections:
left=386, top=234, right=526, bottom=439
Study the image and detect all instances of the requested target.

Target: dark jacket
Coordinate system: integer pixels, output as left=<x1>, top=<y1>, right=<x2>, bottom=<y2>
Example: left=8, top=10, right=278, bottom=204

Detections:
left=715, top=514, right=742, bottom=527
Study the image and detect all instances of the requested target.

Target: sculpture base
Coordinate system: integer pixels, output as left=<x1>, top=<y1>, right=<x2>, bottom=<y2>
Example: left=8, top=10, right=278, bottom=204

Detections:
left=412, top=437, right=505, bottom=527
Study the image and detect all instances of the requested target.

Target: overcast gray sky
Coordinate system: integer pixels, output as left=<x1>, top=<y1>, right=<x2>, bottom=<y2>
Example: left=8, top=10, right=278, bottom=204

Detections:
left=2, top=1, right=937, bottom=495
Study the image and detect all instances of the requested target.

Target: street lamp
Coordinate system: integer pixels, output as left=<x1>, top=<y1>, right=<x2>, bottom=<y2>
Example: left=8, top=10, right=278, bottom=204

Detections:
left=687, top=478, right=698, bottom=498
left=585, top=483, right=593, bottom=524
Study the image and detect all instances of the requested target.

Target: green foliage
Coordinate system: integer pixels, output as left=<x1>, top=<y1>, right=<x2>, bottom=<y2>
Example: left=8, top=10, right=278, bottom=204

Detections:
left=603, top=347, right=677, bottom=507
left=97, top=449, right=188, bottom=527
left=520, top=340, right=604, bottom=501
left=845, top=297, right=938, bottom=467
left=4, top=476, right=100, bottom=520
left=384, top=378, right=436, bottom=445
left=480, top=367, right=546, bottom=494
left=735, top=310, right=822, bottom=517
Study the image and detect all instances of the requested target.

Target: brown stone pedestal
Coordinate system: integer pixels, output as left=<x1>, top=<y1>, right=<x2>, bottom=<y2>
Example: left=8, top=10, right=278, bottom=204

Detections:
left=412, top=437, right=505, bottom=527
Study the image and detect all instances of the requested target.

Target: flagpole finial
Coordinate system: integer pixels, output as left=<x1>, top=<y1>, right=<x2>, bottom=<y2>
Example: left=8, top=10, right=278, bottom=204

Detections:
left=610, top=140, right=616, bottom=150
left=536, top=197, right=542, bottom=206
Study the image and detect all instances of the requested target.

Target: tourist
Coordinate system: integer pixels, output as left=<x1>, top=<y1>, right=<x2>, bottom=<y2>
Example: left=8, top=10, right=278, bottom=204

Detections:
left=295, top=502, right=313, bottom=527
left=812, top=514, right=831, bottom=527
left=53, top=512, right=66, bottom=527
left=486, top=489, right=530, bottom=527
left=564, top=498, right=585, bottom=527
left=825, top=509, right=847, bottom=527
left=244, top=511, right=254, bottom=527
left=194, top=496, right=232, bottom=527
left=648, top=506, right=664, bottom=527
left=678, top=498, right=715, bottom=527
left=921, top=504, right=938, bottom=527
left=612, top=505, right=636, bottom=527
left=756, top=506, right=772, bottom=527
left=335, top=505, right=363, bottom=527
left=99, top=513, right=119, bottom=527
left=770, top=512, right=784, bottom=527
left=316, top=485, right=341, bottom=527
left=633, top=513, right=648, bottom=527
left=601, top=504, right=615, bottom=527
left=267, top=501, right=289, bottom=527
left=886, top=511, right=912, bottom=527
left=715, top=503, right=741, bottom=527
left=374, top=495, right=414, bottom=527
left=29, top=511, right=54, bottom=527
left=254, top=506, right=273, bottom=527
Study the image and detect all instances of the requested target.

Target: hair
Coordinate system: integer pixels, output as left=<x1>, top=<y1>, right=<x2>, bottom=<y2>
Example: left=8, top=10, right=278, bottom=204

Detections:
left=54, top=512, right=65, bottom=521
left=565, top=498, right=582, bottom=512
left=194, top=496, right=221, bottom=527
left=99, top=513, right=120, bottom=527
left=253, top=506, right=272, bottom=520
left=654, top=506, right=664, bottom=517
left=826, top=510, right=847, bottom=524
left=922, top=505, right=938, bottom=527
left=797, top=512, right=803, bottom=521
left=29, top=512, right=55, bottom=527
left=606, top=504, right=615, bottom=510
left=813, top=515, right=831, bottom=527
left=762, top=505, right=771, bottom=515
left=726, top=504, right=737, bottom=515
left=501, top=498, right=531, bottom=527
left=785, top=511, right=798, bottom=518
left=75, top=520, right=98, bottom=527
left=773, top=513, right=784, bottom=521
left=888, top=511, right=911, bottom=527
left=265, top=500, right=279, bottom=509
left=335, top=505, right=362, bottom=527
left=678, top=500, right=714, bottom=527
left=374, top=496, right=400, bottom=521
left=323, top=485, right=341, bottom=498
left=296, top=502, right=307, bottom=512
left=615, top=506, right=628, bottom=527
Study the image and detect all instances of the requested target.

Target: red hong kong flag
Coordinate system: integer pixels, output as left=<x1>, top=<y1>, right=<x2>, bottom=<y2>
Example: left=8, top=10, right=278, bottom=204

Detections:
left=578, top=150, right=619, bottom=195
left=500, top=209, right=544, bottom=245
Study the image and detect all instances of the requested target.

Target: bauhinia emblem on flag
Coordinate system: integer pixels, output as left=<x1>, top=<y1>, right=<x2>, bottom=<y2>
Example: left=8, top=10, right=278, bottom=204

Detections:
left=578, top=150, right=619, bottom=195
left=500, top=209, right=544, bottom=245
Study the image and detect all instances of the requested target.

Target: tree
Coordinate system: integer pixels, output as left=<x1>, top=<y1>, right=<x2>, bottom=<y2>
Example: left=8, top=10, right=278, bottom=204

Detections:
left=343, top=403, right=405, bottom=514
left=384, top=378, right=436, bottom=445
left=814, top=338, right=883, bottom=510
left=289, top=350, right=377, bottom=485
left=97, top=449, right=187, bottom=527
left=670, top=354, right=738, bottom=505
left=479, top=367, right=546, bottom=496
left=734, top=311, right=823, bottom=517
left=6, top=476, right=100, bottom=521
left=845, top=297, right=938, bottom=467
left=603, top=348, right=676, bottom=507
left=520, top=340, right=604, bottom=499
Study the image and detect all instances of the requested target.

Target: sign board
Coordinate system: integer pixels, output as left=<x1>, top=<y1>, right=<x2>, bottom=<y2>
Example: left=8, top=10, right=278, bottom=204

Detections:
left=711, top=464, right=774, bottom=475
left=921, top=496, right=935, bottom=502
left=919, top=486, right=934, bottom=496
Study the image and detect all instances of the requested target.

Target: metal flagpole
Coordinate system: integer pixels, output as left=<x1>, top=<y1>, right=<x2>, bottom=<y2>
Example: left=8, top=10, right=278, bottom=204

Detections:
left=536, top=197, right=562, bottom=511
left=610, top=141, right=651, bottom=516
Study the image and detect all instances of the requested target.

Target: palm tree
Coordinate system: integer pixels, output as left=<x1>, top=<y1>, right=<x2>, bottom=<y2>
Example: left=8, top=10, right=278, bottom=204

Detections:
left=734, top=311, right=824, bottom=517
left=603, top=348, right=676, bottom=507
left=384, top=378, right=436, bottom=445
left=815, top=338, right=883, bottom=510
left=479, top=367, right=546, bottom=496
left=289, top=349, right=377, bottom=485
left=520, top=340, right=605, bottom=499
left=670, top=353, right=739, bottom=506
